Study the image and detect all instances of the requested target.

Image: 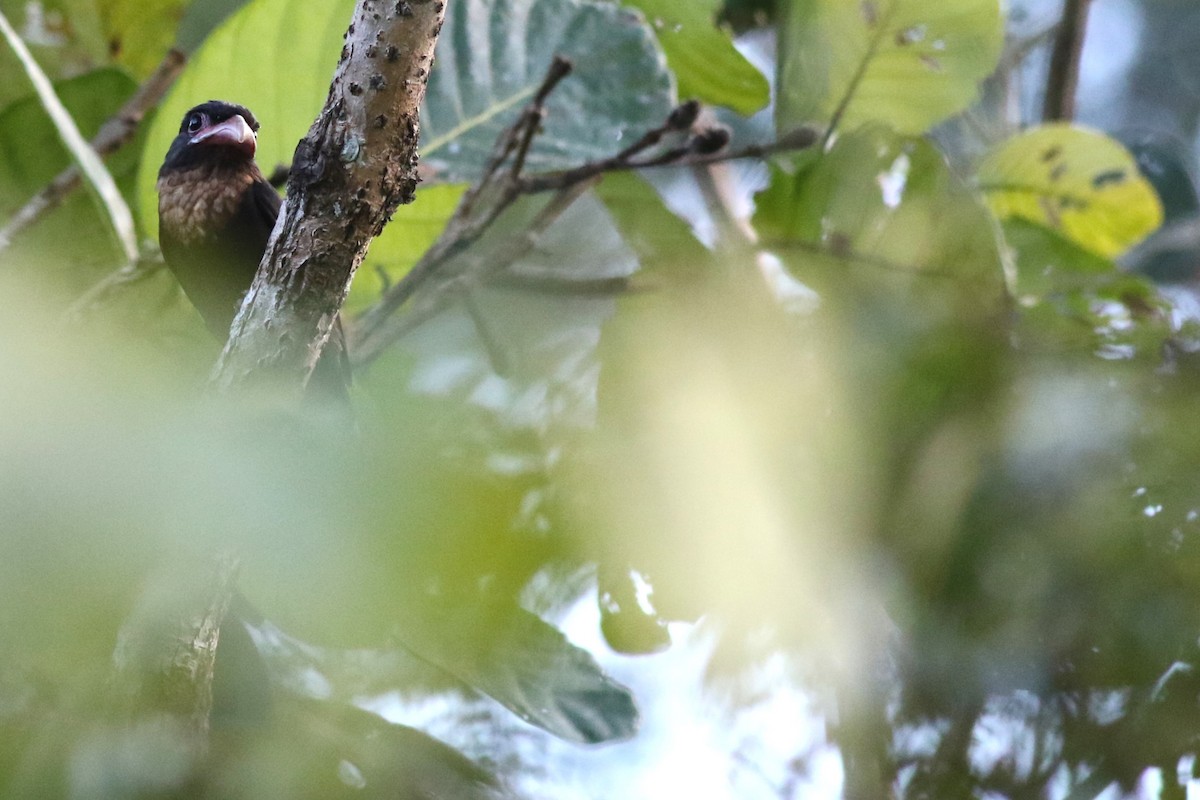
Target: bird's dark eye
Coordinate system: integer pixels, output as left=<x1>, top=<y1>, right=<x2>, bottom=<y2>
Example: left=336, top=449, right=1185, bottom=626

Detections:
left=185, top=113, right=205, bottom=134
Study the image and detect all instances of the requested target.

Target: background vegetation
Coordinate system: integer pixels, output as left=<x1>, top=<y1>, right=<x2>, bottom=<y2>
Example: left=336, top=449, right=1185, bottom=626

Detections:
left=1, top=0, right=1199, bottom=797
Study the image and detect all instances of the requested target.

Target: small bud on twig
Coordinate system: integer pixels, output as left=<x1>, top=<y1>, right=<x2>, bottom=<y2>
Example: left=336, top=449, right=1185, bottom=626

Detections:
left=667, top=100, right=702, bottom=131
left=692, top=125, right=731, bottom=156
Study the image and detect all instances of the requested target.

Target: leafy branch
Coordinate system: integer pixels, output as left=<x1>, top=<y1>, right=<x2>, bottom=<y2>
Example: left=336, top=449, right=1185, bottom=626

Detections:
left=349, top=57, right=818, bottom=365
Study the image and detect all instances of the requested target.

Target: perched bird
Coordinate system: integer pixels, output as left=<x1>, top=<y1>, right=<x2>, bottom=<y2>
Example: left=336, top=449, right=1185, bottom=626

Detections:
left=157, top=100, right=350, bottom=400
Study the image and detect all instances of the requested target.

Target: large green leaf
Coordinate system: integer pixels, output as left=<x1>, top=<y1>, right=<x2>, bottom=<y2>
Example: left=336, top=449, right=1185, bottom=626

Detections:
left=619, top=0, right=768, bottom=114
left=978, top=124, right=1164, bottom=260
left=778, top=0, right=1003, bottom=136
left=421, top=0, right=674, bottom=182
left=344, top=184, right=466, bottom=313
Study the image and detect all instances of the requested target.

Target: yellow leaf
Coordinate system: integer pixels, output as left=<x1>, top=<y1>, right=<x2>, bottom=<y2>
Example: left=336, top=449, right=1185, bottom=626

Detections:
left=978, top=124, right=1163, bottom=259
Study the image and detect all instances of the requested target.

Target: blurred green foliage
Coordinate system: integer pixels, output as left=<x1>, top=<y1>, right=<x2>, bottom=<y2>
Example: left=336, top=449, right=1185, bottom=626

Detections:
left=1, top=0, right=1198, bottom=798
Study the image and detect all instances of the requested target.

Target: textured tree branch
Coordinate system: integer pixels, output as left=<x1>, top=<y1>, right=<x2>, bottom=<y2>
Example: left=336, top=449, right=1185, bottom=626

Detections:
left=111, top=552, right=240, bottom=738
left=211, top=0, right=446, bottom=395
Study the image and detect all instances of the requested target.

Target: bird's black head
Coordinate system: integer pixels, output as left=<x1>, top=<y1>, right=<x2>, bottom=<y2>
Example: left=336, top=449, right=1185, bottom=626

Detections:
left=160, top=101, right=261, bottom=174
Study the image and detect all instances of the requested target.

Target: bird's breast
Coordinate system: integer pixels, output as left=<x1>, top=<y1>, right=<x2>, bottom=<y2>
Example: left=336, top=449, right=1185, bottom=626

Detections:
left=157, top=163, right=262, bottom=244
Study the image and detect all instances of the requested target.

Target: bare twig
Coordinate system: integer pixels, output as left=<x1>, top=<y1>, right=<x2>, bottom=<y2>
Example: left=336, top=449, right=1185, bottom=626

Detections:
left=353, top=58, right=583, bottom=341
left=0, top=48, right=186, bottom=250
left=1042, top=0, right=1093, bottom=122
left=509, top=55, right=573, bottom=179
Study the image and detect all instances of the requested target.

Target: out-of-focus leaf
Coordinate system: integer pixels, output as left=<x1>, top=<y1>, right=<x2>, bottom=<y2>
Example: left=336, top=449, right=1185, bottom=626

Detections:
left=0, top=10, right=137, bottom=262
left=596, top=172, right=716, bottom=283
left=1122, top=217, right=1200, bottom=286
left=755, top=127, right=1006, bottom=301
left=421, top=0, right=674, bottom=182
left=95, top=0, right=187, bottom=77
left=400, top=599, right=639, bottom=744
left=620, top=0, right=768, bottom=114
left=778, top=0, right=1003, bottom=136
left=256, top=697, right=510, bottom=800
left=1124, top=131, right=1200, bottom=225
left=0, top=68, right=136, bottom=202
left=175, top=0, right=255, bottom=52
left=1002, top=217, right=1115, bottom=298
left=979, top=124, right=1165, bottom=259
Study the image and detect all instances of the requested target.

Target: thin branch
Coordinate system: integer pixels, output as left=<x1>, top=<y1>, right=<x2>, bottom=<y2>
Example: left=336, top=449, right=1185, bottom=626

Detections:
left=0, top=48, right=186, bottom=251
left=1042, top=0, right=1093, bottom=122
left=352, top=57, right=583, bottom=341
left=0, top=8, right=138, bottom=263
left=488, top=272, right=632, bottom=296
left=509, top=55, right=573, bottom=179
left=514, top=135, right=805, bottom=194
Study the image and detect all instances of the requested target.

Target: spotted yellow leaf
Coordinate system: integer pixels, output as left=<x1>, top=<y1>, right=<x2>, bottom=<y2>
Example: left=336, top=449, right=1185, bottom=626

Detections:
left=978, top=124, right=1163, bottom=259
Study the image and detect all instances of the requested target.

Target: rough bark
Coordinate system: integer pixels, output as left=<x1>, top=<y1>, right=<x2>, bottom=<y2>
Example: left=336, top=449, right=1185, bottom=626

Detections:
left=211, top=0, right=446, bottom=396
left=111, top=553, right=240, bottom=738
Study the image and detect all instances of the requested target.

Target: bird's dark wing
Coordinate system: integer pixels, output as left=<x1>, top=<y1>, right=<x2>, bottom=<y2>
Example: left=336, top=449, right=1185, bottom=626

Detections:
left=248, top=174, right=282, bottom=230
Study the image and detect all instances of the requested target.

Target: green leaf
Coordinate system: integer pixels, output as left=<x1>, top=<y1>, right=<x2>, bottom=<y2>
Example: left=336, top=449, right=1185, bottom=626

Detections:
left=399, top=598, right=640, bottom=744
left=619, top=0, right=768, bottom=114
left=978, top=124, right=1164, bottom=259
left=95, top=0, right=188, bottom=77
left=176, top=0, right=256, bottom=52
left=756, top=128, right=1004, bottom=288
left=596, top=172, right=719, bottom=286
left=0, top=68, right=136, bottom=202
left=1001, top=217, right=1115, bottom=298
left=421, top=0, right=675, bottom=182
left=778, top=0, right=1003, bottom=136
